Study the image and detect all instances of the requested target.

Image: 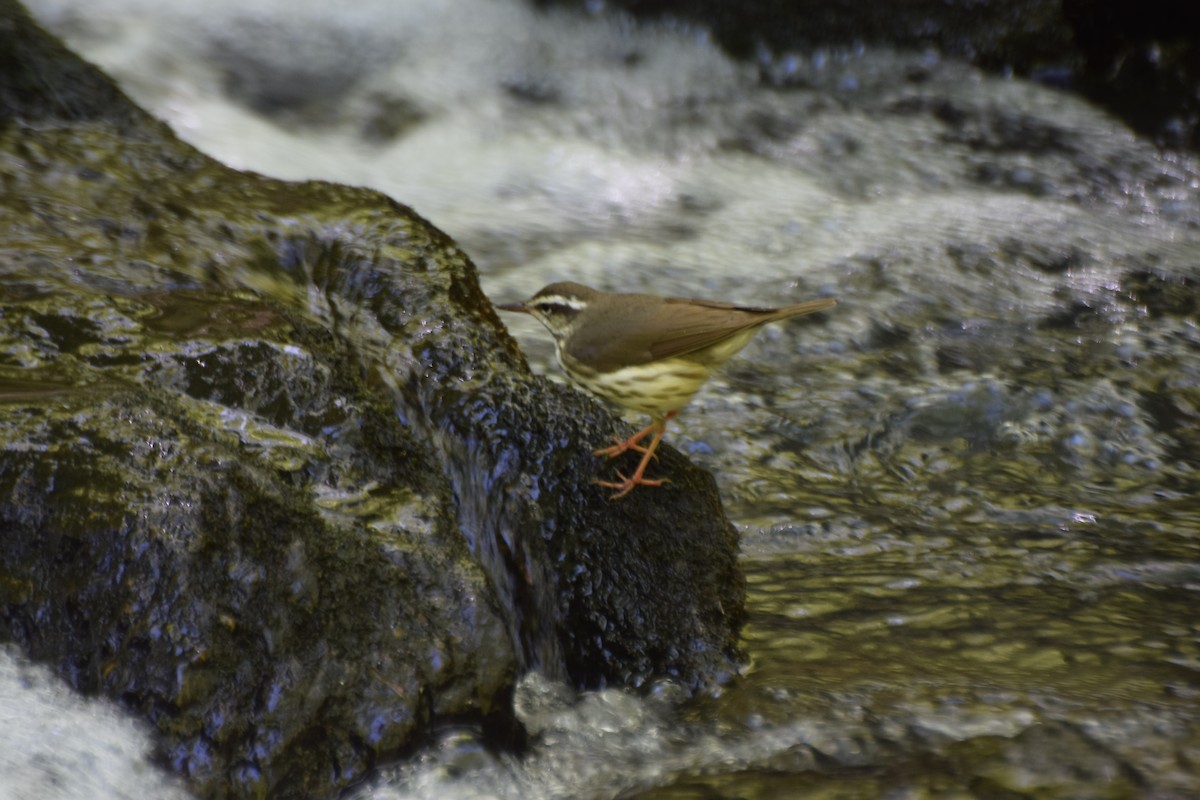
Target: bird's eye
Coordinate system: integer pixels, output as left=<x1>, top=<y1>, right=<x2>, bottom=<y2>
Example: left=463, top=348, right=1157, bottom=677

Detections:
left=535, top=301, right=581, bottom=320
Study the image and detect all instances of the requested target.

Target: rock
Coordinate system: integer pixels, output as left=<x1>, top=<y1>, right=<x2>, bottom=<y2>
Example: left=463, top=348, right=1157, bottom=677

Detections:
left=0, top=2, right=746, bottom=797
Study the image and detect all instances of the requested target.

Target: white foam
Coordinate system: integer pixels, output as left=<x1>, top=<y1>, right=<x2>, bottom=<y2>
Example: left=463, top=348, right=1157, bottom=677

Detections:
left=0, top=646, right=193, bottom=800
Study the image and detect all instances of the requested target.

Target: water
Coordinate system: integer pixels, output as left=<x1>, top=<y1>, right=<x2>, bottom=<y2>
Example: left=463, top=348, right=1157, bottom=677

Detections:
left=0, top=646, right=193, bottom=800
left=21, top=0, right=1200, bottom=796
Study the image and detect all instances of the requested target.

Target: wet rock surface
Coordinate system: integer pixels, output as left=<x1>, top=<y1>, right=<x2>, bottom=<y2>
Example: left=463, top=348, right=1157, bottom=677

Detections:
left=0, top=3, right=746, bottom=797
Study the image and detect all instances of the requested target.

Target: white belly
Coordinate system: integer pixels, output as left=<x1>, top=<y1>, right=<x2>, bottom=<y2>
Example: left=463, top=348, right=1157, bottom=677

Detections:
left=560, top=354, right=712, bottom=416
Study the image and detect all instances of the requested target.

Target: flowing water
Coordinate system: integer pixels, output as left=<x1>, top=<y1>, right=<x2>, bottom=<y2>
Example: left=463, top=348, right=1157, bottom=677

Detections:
left=19, top=0, right=1200, bottom=797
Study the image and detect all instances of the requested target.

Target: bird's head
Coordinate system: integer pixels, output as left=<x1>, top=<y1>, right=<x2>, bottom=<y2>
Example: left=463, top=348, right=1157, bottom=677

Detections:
left=496, top=281, right=600, bottom=341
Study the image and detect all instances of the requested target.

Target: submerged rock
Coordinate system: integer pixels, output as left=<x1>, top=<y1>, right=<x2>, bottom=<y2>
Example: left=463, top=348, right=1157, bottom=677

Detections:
left=0, top=2, right=745, bottom=797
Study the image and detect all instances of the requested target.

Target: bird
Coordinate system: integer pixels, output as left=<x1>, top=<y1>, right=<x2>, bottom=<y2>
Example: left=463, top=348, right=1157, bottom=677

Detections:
left=497, top=281, right=836, bottom=498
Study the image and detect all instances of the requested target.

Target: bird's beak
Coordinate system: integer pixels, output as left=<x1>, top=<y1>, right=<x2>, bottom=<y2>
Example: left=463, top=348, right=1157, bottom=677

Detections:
left=496, top=301, right=530, bottom=314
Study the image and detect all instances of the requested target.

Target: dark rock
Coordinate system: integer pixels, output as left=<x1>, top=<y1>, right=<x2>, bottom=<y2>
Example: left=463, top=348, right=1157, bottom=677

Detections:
left=0, top=2, right=745, bottom=797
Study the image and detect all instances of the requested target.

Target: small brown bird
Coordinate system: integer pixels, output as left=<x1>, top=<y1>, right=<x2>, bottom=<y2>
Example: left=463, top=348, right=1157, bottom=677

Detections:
left=498, top=281, right=836, bottom=498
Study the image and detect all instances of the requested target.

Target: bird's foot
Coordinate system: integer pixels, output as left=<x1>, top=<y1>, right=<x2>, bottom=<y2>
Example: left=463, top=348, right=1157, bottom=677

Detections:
left=593, top=437, right=651, bottom=458
left=594, top=471, right=668, bottom=499
left=593, top=417, right=671, bottom=499
left=592, top=412, right=676, bottom=459
left=592, top=423, right=657, bottom=459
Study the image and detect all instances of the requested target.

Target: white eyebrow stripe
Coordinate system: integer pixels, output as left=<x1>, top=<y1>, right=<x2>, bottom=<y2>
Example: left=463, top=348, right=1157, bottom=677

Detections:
left=533, top=295, right=587, bottom=311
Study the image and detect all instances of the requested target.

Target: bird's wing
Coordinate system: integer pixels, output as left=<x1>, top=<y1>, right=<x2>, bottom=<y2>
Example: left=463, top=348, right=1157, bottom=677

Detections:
left=645, top=297, right=836, bottom=361
left=565, top=296, right=834, bottom=370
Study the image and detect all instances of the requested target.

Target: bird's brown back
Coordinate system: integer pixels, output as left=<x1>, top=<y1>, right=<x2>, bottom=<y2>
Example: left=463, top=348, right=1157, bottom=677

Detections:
left=565, top=293, right=836, bottom=372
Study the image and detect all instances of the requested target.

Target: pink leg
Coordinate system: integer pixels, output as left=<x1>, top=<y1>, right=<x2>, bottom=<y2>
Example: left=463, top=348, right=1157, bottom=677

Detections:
left=593, top=412, right=676, bottom=499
